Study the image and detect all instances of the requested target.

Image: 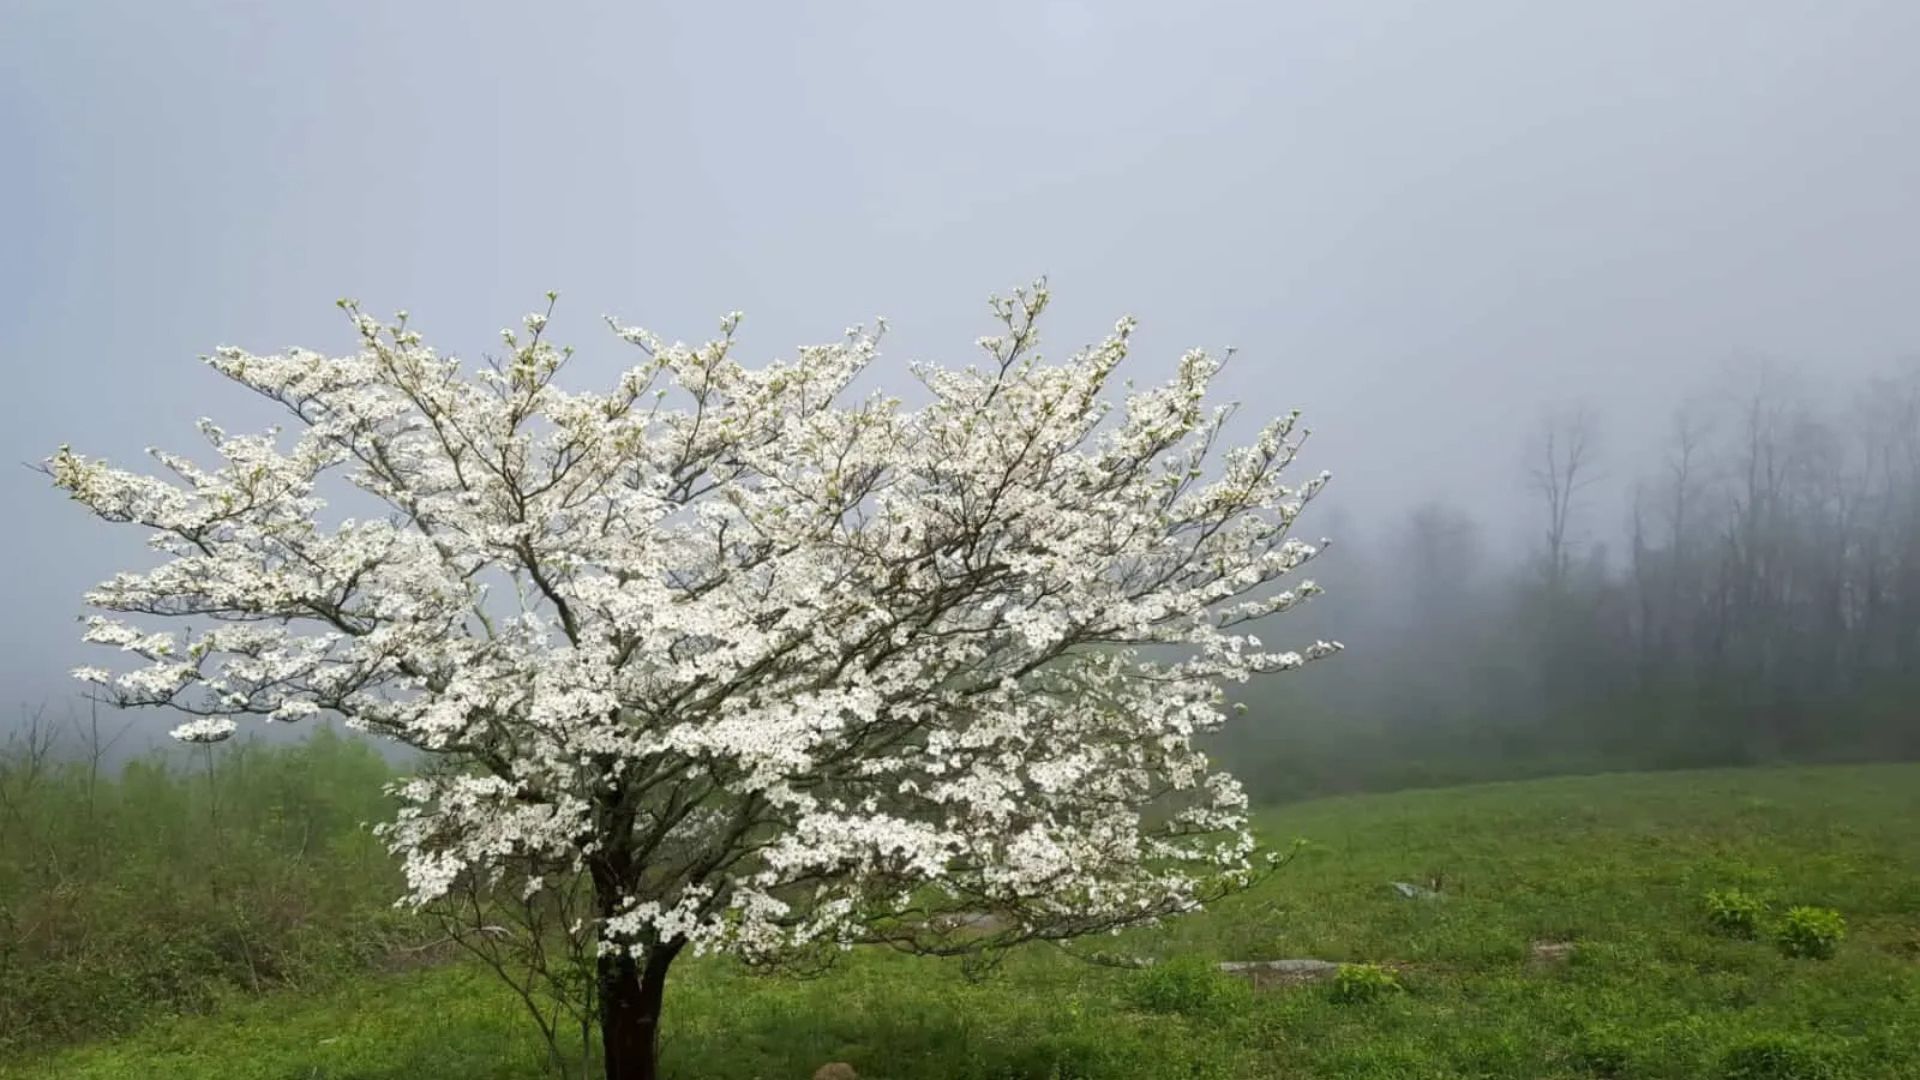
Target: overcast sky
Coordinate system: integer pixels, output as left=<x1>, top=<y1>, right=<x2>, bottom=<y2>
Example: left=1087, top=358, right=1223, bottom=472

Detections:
left=4, top=0, right=1918, bottom=712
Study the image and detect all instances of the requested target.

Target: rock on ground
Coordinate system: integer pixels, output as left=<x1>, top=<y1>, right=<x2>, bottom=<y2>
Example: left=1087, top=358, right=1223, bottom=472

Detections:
left=1529, top=940, right=1576, bottom=964
left=1216, top=958, right=1341, bottom=988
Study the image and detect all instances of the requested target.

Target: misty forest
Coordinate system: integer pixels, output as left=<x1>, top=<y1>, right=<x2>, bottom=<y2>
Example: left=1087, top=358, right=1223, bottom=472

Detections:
left=1227, top=361, right=1920, bottom=800
left=4, top=5, right=1919, bottom=1080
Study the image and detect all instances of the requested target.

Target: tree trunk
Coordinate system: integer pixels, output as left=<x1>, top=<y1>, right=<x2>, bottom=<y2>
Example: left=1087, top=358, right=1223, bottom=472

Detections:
left=598, top=939, right=682, bottom=1080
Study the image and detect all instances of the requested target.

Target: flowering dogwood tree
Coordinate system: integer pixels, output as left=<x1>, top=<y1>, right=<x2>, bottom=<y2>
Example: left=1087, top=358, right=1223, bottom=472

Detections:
left=50, top=284, right=1337, bottom=1080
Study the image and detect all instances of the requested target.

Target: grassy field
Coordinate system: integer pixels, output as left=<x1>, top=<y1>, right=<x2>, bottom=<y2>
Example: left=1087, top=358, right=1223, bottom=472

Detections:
left=6, top=763, right=1918, bottom=1079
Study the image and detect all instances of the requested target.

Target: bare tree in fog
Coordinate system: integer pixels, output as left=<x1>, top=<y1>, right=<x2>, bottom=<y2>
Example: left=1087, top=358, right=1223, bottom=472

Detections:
left=1528, top=406, right=1600, bottom=590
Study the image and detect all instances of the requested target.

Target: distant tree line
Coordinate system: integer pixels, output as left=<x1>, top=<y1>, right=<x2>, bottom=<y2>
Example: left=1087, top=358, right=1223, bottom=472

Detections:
left=1225, top=361, right=1920, bottom=799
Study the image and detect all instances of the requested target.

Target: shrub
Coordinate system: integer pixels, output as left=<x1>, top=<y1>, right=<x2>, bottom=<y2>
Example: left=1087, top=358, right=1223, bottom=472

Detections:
left=1330, top=962, right=1402, bottom=1005
left=1721, top=1034, right=1837, bottom=1080
left=1775, top=906, right=1846, bottom=959
left=1704, top=888, right=1769, bottom=939
left=1125, top=957, right=1243, bottom=1016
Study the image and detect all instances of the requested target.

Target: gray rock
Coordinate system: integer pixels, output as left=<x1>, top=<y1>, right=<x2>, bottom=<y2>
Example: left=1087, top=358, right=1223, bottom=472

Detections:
left=933, top=910, right=1010, bottom=934
left=1529, top=940, right=1576, bottom=964
left=1389, top=880, right=1443, bottom=900
left=1216, top=958, right=1340, bottom=988
left=1086, top=952, right=1157, bottom=968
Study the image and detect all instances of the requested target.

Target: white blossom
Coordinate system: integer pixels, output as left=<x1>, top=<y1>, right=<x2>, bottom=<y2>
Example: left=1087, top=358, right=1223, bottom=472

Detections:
left=169, top=716, right=237, bottom=744
left=49, top=282, right=1338, bottom=968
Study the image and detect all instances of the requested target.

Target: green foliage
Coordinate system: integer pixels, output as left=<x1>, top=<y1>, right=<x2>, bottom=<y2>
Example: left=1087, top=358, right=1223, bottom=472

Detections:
left=1720, top=1034, right=1839, bottom=1080
left=0, top=727, right=431, bottom=1054
left=1705, top=887, right=1770, bottom=938
left=1123, top=957, right=1244, bottom=1017
left=1567, top=1026, right=1634, bottom=1076
left=1775, top=906, right=1846, bottom=959
left=1329, top=962, right=1401, bottom=1004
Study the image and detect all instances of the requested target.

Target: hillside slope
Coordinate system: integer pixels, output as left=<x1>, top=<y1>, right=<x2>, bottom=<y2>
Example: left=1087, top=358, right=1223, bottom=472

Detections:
left=9, top=764, right=1918, bottom=1079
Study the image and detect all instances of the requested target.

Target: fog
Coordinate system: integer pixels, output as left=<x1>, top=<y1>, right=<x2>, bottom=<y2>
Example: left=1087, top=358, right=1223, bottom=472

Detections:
left=5, top=1, right=1918, bottom=777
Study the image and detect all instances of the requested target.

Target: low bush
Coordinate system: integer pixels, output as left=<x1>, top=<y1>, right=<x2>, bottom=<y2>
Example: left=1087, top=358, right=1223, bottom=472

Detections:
left=1703, top=887, right=1768, bottom=939
left=1330, top=962, right=1402, bottom=1004
left=1774, top=906, right=1846, bottom=960
left=1124, top=957, right=1244, bottom=1016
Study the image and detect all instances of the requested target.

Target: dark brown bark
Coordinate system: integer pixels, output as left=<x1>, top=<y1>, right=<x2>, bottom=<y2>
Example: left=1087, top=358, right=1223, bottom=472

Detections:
left=598, top=939, right=682, bottom=1080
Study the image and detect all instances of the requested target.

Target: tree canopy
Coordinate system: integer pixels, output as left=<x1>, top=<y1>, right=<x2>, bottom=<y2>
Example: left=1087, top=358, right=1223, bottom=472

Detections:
left=49, top=284, right=1335, bottom=1079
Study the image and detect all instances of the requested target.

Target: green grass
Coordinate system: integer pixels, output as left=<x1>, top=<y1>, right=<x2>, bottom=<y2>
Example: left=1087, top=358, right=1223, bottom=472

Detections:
left=7, top=763, right=1919, bottom=1079
left=0, top=729, right=431, bottom=1055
